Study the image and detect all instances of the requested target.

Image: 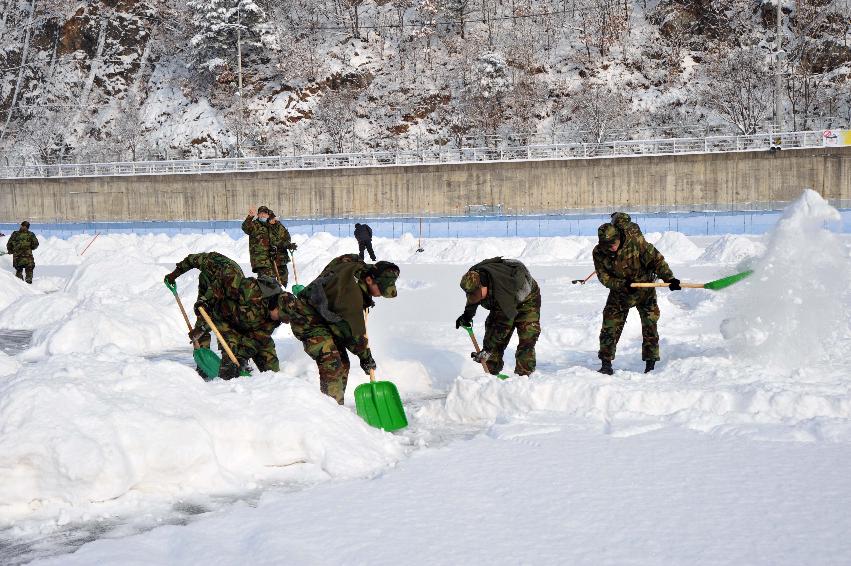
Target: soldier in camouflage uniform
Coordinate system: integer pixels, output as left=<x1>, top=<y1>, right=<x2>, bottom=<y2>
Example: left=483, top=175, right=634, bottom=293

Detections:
left=455, top=257, right=541, bottom=377
left=593, top=218, right=681, bottom=375
left=242, top=206, right=297, bottom=287
left=278, top=255, right=400, bottom=404
left=165, top=252, right=283, bottom=379
left=6, top=221, right=39, bottom=284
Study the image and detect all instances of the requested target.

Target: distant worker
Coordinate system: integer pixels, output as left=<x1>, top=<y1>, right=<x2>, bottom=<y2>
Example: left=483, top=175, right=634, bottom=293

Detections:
left=455, top=257, right=541, bottom=377
left=279, top=254, right=400, bottom=404
left=242, top=206, right=297, bottom=287
left=6, top=221, right=39, bottom=284
left=354, top=222, right=376, bottom=261
left=593, top=214, right=681, bottom=375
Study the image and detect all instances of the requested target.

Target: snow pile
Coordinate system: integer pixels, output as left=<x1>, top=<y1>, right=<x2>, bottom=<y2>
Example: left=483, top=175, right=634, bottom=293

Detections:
left=720, top=190, right=851, bottom=367
left=697, top=234, right=766, bottom=264
left=22, top=251, right=186, bottom=357
left=0, top=270, right=38, bottom=311
left=0, top=351, right=19, bottom=376
left=437, top=359, right=851, bottom=442
left=646, top=231, right=703, bottom=262
left=0, top=355, right=404, bottom=528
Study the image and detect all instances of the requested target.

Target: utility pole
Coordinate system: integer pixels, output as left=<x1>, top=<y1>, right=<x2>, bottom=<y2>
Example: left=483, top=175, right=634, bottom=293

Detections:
left=775, top=0, right=784, bottom=133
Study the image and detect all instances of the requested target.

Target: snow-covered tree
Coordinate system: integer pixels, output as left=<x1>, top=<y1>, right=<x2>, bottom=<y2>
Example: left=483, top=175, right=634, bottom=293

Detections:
left=186, top=0, right=270, bottom=71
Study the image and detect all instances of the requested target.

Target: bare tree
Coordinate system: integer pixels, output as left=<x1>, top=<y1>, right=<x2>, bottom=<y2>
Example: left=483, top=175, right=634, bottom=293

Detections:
left=313, top=87, right=357, bottom=153
left=695, top=48, right=774, bottom=135
left=570, top=85, right=634, bottom=143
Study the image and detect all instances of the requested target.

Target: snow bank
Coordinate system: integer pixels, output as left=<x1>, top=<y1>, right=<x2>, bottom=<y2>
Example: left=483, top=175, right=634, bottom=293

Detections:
left=0, top=270, right=38, bottom=311
left=438, top=358, right=851, bottom=442
left=697, top=234, right=766, bottom=264
left=0, top=292, right=77, bottom=330
left=0, top=355, right=404, bottom=528
left=720, top=190, right=851, bottom=367
left=0, top=351, right=19, bottom=376
left=23, top=251, right=188, bottom=357
left=646, top=231, right=703, bottom=262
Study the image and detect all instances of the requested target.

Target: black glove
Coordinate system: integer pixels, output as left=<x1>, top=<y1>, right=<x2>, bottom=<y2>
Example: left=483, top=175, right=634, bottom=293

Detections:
left=193, top=297, right=209, bottom=317
left=624, top=280, right=638, bottom=293
left=471, top=350, right=491, bottom=363
left=219, top=359, right=241, bottom=381
left=360, top=351, right=377, bottom=374
left=455, top=313, right=473, bottom=329
left=287, top=242, right=298, bottom=251
left=269, top=245, right=278, bottom=255
left=188, top=328, right=206, bottom=344
left=667, top=278, right=682, bottom=291
left=164, top=272, right=178, bottom=286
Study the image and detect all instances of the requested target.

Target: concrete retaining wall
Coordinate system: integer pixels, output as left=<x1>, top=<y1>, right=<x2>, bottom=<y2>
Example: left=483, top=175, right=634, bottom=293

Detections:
left=1, top=147, right=848, bottom=222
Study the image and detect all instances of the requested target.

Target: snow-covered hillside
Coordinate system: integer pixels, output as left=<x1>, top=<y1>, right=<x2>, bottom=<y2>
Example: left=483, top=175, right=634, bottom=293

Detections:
left=0, top=191, right=849, bottom=564
left=1, top=0, right=849, bottom=163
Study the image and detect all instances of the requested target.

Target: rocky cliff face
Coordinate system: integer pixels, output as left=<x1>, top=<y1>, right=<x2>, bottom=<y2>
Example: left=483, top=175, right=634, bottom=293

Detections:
left=0, top=0, right=849, bottom=164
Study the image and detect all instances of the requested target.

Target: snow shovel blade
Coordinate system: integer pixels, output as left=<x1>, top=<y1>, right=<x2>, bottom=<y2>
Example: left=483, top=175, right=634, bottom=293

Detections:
left=354, top=381, right=408, bottom=431
left=291, top=284, right=305, bottom=296
left=703, top=270, right=754, bottom=291
left=194, top=347, right=221, bottom=380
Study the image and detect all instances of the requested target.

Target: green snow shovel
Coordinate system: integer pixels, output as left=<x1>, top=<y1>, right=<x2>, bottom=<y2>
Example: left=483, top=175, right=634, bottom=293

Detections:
left=290, top=250, right=305, bottom=296
left=630, top=269, right=754, bottom=291
left=355, top=368, right=408, bottom=431
left=165, top=279, right=221, bottom=380
left=353, top=311, right=408, bottom=431
left=462, top=325, right=510, bottom=380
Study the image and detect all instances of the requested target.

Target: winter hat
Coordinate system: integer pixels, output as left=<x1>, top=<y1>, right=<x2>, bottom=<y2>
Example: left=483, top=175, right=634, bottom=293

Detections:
left=597, top=223, right=619, bottom=244
left=372, top=261, right=400, bottom=298
left=257, top=206, right=275, bottom=218
left=20, top=221, right=30, bottom=228
left=256, top=275, right=283, bottom=298
left=459, top=270, right=481, bottom=294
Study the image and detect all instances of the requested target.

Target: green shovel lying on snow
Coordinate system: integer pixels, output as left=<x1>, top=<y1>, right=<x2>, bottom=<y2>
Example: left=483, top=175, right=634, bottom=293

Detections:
left=461, top=325, right=510, bottom=380
left=630, top=269, right=754, bottom=291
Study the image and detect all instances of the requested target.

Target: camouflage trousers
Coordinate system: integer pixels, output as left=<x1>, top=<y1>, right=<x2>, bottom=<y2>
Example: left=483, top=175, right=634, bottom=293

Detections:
left=598, top=289, right=661, bottom=362
left=280, top=293, right=350, bottom=404
left=12, top=254, right=34, bottom=284
left=255, top=264, right=289, bottom=288
left=482, top=283, right=542, bottom=376
left=214, top=318, right=279, bottom=377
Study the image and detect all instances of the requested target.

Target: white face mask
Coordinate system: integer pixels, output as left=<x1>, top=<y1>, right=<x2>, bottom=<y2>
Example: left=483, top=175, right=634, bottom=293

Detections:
left=257, top=216, right=268, bottom=223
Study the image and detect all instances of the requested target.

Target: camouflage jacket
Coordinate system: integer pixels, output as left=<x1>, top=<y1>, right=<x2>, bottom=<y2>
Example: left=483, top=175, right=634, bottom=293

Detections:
left=218, top=277, right=281, bottom=335
left=6, top=230, right=39, bottom=259
left=592, top=232, right=674, bottom=293
left=172, top=252, right=244, bottom=304
left=242, top=216, right=291, bottom=272
left=301, top=255, right=373, bottom=356
left=467, top=257, right=536, bottom=320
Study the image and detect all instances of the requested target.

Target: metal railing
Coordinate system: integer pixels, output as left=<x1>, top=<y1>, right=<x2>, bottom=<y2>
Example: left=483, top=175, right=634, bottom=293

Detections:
left=0, top=130, right=836, bottom=180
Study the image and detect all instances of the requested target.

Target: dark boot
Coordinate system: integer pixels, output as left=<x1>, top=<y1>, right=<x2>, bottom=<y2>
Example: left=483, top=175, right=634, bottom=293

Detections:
left=644, top=360, right=656, bottom=373
left=15, top=269, right=23, bottom=280
left=598, top=360, right=613, bottom=375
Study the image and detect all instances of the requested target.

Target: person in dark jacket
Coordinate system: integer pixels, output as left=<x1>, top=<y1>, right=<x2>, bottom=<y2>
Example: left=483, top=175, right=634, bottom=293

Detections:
left=455, top=257, right=542, bottom=377
left=354, top=223, right=376, bottom=261
left=6, top=221, right=39, bottom=284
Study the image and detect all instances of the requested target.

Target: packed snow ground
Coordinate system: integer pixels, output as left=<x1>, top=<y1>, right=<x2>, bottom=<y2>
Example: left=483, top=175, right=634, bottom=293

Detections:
left=1, top=191, right=850, bottom=564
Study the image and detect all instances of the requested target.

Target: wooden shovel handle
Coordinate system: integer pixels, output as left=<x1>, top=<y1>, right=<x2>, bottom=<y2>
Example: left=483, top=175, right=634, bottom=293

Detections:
left=198, top=306, right=239, bottom=365
left=171, top=288, right=200, bottom=348
left=630, top=282, right=704, bottom=288
left=364, top=309, right=375, bottom=383
left=290, top=250, right=299, bottom=284
left=465, top=327, right=490, bottom=374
